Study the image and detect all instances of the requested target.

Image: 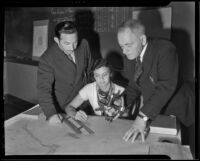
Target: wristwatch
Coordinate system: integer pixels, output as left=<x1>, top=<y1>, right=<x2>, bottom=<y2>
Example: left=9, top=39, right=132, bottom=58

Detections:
left=138, top=113, right=149, bottom=122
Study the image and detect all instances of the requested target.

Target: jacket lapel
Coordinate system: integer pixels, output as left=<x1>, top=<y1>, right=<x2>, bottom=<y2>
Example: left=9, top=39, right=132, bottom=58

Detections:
left=74, top=45, right=82, bottom=84
left=140, top=39, right=155, bottom=82
left=55, top=44, right=76, bottom=67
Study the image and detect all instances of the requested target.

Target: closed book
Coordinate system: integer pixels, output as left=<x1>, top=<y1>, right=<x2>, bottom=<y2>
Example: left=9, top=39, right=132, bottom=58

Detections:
left=150, top=115, right=178, bottom=135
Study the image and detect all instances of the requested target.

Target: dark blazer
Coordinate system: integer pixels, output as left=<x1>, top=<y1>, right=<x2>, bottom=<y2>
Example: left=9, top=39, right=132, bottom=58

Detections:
left=37, top=39, right=93, bottom=119
left=163, top=81, right=195, bottom=127
left=125, top=38, right=179, bottom=120
left=124, top=38, right=195, bottom=126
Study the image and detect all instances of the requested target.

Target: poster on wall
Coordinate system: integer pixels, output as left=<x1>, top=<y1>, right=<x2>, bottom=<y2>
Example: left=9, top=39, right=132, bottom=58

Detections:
left=32, top=20, right=49, bottom=59
left=132, top=7, right=172, bottom=40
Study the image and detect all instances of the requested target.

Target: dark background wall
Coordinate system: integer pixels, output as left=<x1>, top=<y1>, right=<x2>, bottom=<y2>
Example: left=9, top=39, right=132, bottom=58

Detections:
left=4, top=7, right=132, bottom=60
left=4, top=5, right=195, bottom=83
left=4, top=4, right=195, bottom=106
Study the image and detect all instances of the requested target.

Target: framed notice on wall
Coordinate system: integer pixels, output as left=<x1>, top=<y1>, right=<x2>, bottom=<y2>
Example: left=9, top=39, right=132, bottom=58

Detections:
left=32, top=20, right=49, bottom=58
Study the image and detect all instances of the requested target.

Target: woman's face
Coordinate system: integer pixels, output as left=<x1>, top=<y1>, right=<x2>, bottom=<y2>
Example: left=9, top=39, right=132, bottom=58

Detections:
left=94, top=66, right=111, bottom=90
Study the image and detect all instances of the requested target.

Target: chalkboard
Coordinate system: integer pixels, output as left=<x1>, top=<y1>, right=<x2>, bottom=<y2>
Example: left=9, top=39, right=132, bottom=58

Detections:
left=5, top=7, right=51, bottom=60
left=4, top=7, right=132, bottom=61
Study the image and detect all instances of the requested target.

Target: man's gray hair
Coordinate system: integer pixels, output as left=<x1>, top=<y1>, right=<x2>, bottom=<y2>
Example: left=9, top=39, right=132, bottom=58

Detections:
left=118, top=19, right=145, bottom=36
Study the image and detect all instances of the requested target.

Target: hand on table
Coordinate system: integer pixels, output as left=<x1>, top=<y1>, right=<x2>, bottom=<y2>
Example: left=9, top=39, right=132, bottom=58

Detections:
left=48, top=114, right=63, bottom=124
left=37, top=113, right=63, bottom=125
left=38, top=112, right=47, bottom=121
left=123, top=116, right=149, bottom=143
left=75, top=110, right=88, bottom=122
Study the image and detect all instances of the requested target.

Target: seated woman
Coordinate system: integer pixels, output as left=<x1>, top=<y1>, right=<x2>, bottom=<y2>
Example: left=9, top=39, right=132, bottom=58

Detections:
left=65, top=59, right=126, bottom=122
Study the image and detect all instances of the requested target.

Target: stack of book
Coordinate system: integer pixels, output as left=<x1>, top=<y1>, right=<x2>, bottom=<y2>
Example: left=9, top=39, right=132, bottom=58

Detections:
left=150, top=115, right=178, bottom=135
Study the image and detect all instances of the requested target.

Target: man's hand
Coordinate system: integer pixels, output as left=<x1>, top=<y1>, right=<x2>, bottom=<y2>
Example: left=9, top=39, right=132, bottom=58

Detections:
left=123, top=116, right=148, bottom=143
left=38, top=112, right=47, bottom=121
left=48, top=114, right=63, bottom=125
left=75, top=110, right=88, bottom=122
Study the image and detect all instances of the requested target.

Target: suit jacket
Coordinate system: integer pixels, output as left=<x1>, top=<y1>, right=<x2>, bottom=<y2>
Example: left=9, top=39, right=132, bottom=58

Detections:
left=125, top=38, right=179, bottom=120
left=163, top=81, right=195, bottom=127
left=37, top=39, right=93, bottom=119
left=124, top=38, right=195, bottom=126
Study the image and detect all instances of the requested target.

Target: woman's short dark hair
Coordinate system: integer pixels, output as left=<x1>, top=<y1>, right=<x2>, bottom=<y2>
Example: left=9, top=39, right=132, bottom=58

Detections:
left=54, top=21, right=77, bottom=39
left=93, top=59, right=111, bottom=71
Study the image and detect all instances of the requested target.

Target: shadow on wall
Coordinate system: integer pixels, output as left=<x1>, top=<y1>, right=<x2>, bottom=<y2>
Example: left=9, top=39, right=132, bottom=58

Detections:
left=105, top=50, right=128, bottom=87
left=137, top=8, right=195, bottom=83
left=137, top=8, right=171, bottom=40
left=74, top=9, right=102, bottom=60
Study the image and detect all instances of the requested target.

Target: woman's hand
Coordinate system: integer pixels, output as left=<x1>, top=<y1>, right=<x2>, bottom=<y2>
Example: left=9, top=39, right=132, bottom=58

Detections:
left=75, top=110, right=88, bottom=122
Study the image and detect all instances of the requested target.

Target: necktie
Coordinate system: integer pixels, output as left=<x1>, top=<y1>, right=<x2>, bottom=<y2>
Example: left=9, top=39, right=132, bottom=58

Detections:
left=134, top=56, right=143, bottom=85
left=67, top=54, right=74, bottom=63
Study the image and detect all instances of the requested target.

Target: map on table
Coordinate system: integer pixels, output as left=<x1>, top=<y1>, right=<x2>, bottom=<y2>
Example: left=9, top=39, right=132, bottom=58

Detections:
left=5, top=114, right=150, bottom=155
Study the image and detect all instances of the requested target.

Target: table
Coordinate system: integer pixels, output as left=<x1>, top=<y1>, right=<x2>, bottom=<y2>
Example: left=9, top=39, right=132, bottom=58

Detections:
left=4, top=105, right=193, bottom=159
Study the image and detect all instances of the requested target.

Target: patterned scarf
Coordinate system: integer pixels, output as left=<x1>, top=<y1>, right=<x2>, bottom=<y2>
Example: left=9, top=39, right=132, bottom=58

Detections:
left=97, top=83, right=114, bottom=115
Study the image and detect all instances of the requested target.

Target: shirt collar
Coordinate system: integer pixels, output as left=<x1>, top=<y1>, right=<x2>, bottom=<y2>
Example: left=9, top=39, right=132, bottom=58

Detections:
left=139, top=43, right=148, bottom=62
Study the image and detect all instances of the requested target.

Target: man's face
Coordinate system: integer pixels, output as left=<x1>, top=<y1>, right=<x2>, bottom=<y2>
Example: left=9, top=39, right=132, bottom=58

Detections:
left=117, top=28, right=144, bottom=60
left=94, top=67, right=111, bottom=90
left=56, top=33, right=78, bottom=55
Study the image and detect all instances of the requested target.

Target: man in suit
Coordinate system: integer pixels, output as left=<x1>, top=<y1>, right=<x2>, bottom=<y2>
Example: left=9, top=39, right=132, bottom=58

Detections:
left=117, top=19, right=194, bottom=143
left=37, top=21, right=94, bottom=124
